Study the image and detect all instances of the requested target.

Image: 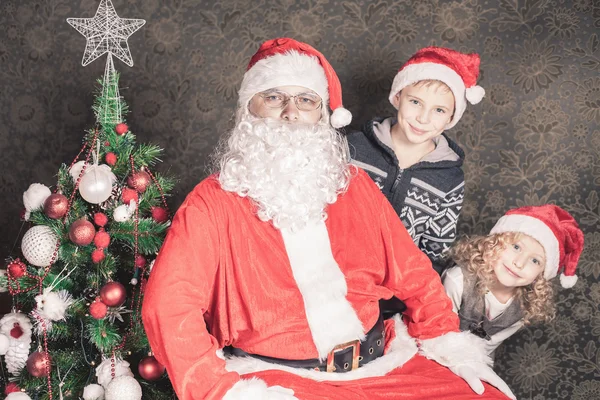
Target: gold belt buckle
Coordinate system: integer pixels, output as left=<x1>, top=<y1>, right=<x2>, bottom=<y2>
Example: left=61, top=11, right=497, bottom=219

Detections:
left=326, top=339, right=361, bottom=372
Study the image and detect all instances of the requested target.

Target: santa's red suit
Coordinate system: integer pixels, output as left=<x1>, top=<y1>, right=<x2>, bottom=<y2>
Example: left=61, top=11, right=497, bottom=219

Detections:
left=142, top=169, right=510, bottom=400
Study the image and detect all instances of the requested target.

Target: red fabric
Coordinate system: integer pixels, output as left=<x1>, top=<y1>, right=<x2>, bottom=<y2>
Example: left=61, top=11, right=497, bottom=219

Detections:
left=247, top=38, right=345, bottom=111
left=400, top=46, right=481, bottom=88
left=142, top=169, right=462, bottom=400
left=252, top=355, right=508, bottom=399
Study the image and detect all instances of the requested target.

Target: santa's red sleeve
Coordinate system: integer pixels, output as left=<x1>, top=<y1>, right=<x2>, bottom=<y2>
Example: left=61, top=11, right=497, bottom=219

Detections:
left=377, top=191, right=460, bottom=339
left=142, top=195, right=240, bottom=400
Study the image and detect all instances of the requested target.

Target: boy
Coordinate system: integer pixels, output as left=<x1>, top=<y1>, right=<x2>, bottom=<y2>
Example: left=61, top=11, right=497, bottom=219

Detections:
left=347, top=47, right=485, bottom=275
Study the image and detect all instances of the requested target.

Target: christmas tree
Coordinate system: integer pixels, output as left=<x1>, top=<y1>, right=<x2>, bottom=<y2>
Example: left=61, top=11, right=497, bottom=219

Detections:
left=1, top=1, right=176, bottom=399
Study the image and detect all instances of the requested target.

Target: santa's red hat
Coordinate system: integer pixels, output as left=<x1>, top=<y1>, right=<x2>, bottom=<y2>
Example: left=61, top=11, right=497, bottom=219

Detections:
left=389, top=46, right=484, bottom=130
left=490, top=205, right=584, bottom=288
left=238, top=38, right=352, bottom=128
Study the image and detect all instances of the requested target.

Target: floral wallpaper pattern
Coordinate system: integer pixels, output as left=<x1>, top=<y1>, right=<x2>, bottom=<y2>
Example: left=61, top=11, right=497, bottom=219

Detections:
left=1, top=1, right=599, bottom=398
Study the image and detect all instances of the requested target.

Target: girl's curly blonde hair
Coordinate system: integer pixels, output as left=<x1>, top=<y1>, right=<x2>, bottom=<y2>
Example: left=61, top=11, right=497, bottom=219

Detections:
left=450, top=232, right=556, bottom=324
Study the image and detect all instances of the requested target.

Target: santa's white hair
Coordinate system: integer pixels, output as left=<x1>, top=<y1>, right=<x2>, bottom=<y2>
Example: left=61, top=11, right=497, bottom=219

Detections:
left=217, top=111, right=351, bottom=231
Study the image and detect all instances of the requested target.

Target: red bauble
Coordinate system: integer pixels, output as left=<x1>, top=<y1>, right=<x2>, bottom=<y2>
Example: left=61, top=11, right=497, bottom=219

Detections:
left=100, top=281, right=126, bottom=307
left=138, top=356, right=165, bottom=381
left=7, top=259, right=27, bottom=278
left=89, top=299, right=108, bottom=319
left=69, top=219, right=96, bottom=246
left=134, top=254, right=146, bottom=268
left=127, top=171, right=151, bottom=193
left=151, top=206, right=169, bottom=223
left=94, top=231, right=110, bottom=248
left=115, top=123, right=129, bottom=135
left=122, top=188, right=139, bottom=204
left=94, top=212, right=109, bottom=227
left=4, top=382, right=20, bottom=394
left=27, top=351, right=51, bottom=377
left=91, top=248, right=105, bottom=264
left=44, top=193, right=69, bottom=219
left=105, top=152, right=117, bottom=166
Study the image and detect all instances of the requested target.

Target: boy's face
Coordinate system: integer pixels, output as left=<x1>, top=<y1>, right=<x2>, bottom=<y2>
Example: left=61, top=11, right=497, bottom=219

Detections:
left=493, top=234, right=546, bottom=290
left=392, top=83, right=455, bottom=145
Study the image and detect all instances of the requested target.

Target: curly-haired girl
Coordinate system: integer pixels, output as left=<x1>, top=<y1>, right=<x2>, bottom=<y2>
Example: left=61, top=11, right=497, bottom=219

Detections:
left=443, top=205, right=584, bottom=357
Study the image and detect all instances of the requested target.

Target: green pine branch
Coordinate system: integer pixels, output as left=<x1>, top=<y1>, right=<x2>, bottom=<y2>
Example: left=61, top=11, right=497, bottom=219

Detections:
left=109, top=218, right=168, bottom=254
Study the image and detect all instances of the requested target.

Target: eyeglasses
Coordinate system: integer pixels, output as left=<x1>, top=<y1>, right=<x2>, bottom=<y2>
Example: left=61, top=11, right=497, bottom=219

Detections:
left=258, top=90, right=322, bottom=111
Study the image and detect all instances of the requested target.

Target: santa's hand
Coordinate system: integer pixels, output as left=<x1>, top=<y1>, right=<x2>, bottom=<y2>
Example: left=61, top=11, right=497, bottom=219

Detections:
left=222, top=378, right=298, bottom=400
left=418, top=331, right=516, bottom=399
left=450, top=364, right=516, bottom=399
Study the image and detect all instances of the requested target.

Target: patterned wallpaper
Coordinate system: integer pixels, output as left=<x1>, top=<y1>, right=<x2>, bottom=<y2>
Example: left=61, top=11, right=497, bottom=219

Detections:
left=1, top=0, right=599, bottom=398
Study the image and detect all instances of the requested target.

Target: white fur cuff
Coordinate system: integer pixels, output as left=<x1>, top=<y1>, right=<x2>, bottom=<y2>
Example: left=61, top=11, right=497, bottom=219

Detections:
left=222, top=378, right=297, bottom=400
left=418, top=331, right=492, bottom=368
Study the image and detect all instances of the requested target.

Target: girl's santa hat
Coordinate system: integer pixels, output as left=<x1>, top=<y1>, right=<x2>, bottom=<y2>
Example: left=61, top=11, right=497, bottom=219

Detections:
left=238, top=38, right=352, bottom=128
left=490, top=205, right=584, bottom=288
left=389, top=46, right=484, bottom=130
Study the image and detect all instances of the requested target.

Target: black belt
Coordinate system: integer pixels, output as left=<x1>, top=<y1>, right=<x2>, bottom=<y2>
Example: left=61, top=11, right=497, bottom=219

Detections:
left=224, top=315, right=385, bottom=373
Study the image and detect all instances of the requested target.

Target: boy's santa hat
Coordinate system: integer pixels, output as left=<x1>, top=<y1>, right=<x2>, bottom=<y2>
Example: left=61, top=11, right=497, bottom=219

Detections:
left=238, top=38, right=352, bottom=128
left=490, top=205, right=584, bottom=288
left=389, top=46, right=484, bottom=130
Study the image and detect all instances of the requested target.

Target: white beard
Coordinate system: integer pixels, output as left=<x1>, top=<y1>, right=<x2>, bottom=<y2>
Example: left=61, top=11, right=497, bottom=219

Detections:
left=218, top=114, right=351, bottom=231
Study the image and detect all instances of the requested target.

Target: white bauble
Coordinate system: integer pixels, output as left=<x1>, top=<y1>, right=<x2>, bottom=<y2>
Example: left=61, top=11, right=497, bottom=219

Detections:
left=79, top=164, right=116, bottom=204
left=22, top=183, right=51, bottom=221
left=21, top=225, right=59, bottom=267
left=113, top=200, right=136, bottom=222
left=104, top=376, right=142, bottom=400
left=69, top=161, right=87, bottom=181
left=6, top=393, right=33, bottom=400
left=83, top=383, right=105, bottom=400
left=96, top=358, right=134, bottom=387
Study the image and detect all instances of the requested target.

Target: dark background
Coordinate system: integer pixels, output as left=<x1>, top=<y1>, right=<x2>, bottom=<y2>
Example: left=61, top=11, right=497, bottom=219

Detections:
left=1, top=0, right=599, bottom=398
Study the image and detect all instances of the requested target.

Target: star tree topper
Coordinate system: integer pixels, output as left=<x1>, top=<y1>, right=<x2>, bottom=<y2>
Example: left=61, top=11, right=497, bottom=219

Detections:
left=67, top=0, right=145, bottom=67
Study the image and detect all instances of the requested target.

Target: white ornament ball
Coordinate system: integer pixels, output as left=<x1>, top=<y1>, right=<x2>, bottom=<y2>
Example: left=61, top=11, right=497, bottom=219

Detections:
left=6, top=393, right=32, bottom=400
left=0, top=269, right=7, bottom=292
left=21, top=225, right=59, bottom=267
left=104, top=376, right=142, bottom=400
left=23, top=183, right=51, bottom=220
left=96, top=358, right=134, bottom=387
left=0, top=332, right=9, bottom=355
left=79, top=165, right=116, bottom=204
left=83, top=383, right=105, bottom=400
left=113, top=205, right=131, bottom=222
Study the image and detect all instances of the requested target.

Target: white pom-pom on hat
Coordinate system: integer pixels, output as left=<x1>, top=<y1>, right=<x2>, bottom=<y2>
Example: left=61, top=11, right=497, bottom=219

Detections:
left=560, top=274, right=578, bottom=289
left=466, top=85, right=485, bottom=104
left=330, top=107, right=352, bottom=128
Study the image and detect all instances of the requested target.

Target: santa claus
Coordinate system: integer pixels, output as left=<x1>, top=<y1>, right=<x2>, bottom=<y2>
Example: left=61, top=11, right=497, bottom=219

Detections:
left=142, top=38, right=515, bottom=400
